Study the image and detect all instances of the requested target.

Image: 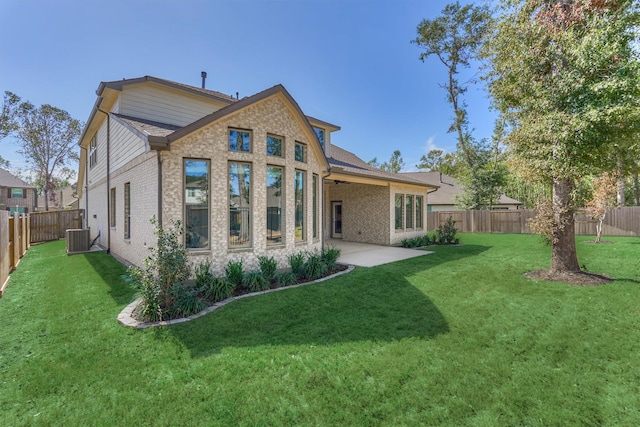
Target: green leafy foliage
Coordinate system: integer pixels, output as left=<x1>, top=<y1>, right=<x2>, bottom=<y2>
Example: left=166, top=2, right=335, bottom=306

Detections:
left=289, top=252, right=306, bottom=279
left=244, top=271, right=270, bottom=292
left=483, top=0, right=640, bottom=272
left=321, top=245, right=341, bottom=271
left=275, top=271, right=297, bottom=287
left=167, top=283, right=205, bottom=319
left=258, top=255, right=278, bottom=282
left=435, top=216, right=459, bottom=245
left=401, top=235, right=433, bottom=248
left=128, top=217, right=191, bottom=321
left=225, top=259, right=244, bottom=289
left=303, top=251, right=328, bottom=281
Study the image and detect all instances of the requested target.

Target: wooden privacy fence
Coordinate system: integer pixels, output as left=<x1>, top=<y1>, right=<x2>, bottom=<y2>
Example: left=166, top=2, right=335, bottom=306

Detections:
left=30, top=209, right=84, bottom=243
left=427, top=206, right=640, bottom=237
left=1, top=211, right=30, bottom=297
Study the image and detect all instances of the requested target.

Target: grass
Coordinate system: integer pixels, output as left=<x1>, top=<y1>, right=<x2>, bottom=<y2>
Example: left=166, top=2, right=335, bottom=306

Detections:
left=1, top=234, right=640, bottom=426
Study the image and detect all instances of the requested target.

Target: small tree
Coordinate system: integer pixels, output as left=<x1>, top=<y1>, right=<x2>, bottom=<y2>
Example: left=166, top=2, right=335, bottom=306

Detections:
left=586, top=172, right=617, bottom=243
left=129, top=217, right=191, bottom=321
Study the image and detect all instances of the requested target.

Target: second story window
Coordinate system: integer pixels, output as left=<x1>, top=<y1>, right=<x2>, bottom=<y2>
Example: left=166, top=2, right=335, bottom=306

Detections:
left=313, top=127, right=325, bottom=148
left=266, top=134, right=283, bottom=157
left=229, top=129, right=251, bottom=152
left=295, top=142, right=306, bottom=163
left=89, top=135, right=97, bottom=168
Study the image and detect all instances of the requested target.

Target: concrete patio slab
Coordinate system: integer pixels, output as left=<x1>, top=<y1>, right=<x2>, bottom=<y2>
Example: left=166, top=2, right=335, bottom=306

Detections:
left=328, top=239, right=432, bottom=267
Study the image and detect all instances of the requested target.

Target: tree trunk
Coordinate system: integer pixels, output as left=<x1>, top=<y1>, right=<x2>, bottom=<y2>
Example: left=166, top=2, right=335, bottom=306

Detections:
left=634, top=174, right=639, bottom=206
left=551, top=177, right=580, bottom=273
left=616, top=177, right=626, bottom=206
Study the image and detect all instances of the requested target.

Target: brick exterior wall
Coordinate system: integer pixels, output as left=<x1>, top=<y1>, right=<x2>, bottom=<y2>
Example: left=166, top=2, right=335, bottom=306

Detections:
left=325, top=183, right=390, bottom=245
left=162, top=95, right=324, bottom=275
left=0, top=187, right=37, bottom=213
left=389, top=183, right=429, bottom=245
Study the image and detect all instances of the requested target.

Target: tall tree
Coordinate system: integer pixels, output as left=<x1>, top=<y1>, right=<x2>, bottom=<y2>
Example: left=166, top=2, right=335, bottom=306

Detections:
left=0, top=91, right=21, bottom=167
left=413, top=1, right=505, bottom=209
left=5, top=92, right=82, bottom=210
left=368, top=150, right=405, bottom=173
left=484, top=0, right=640, bottom=276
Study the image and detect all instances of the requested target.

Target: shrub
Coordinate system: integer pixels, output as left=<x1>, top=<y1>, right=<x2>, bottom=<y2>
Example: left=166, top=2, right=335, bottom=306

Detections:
left=128, top=217, right=191, bottom=321
left=167, top=283, right=205, bottom=318
left=225, top=259, right=244, bottom=289
left=258, top=255, right=278, bottom=282
left=275, top=271, right=297, bottom=287
left=401, top=234, right=432, bottom=248
left=435, top=216, right=459, bottom=245
left=289, top=252, right=306, bottom=279
left=244, top=271, right=269, bottom=292
left=304, top=251, right=328, bottom=280
left=200, top=276, right=235, bottom=303
left=194, top=259, right=215, bottom=290
left=321, top=245, right=341, bottom=270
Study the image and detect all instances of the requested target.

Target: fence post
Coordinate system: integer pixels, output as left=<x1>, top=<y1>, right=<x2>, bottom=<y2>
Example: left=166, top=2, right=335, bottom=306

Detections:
left=0, top=211, right=9, bottom=296
left=13, top=212, right=19, bottom=269
left=21, top=213, right=27, bottom=257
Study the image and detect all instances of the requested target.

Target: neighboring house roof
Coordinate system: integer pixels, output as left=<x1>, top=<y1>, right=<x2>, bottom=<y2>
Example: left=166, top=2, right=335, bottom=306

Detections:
left=400, top=171, right=521, bottom=206
left=0, top=168, right=34, bottom=189
left=328, top=145, right=438, bottom=188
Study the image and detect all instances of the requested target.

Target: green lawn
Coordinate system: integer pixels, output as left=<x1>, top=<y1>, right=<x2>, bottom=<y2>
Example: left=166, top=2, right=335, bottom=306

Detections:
left=1, top=234, right=640, bottom=426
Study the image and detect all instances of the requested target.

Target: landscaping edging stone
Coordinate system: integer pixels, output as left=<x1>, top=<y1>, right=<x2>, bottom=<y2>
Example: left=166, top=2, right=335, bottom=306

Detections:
left=118, top=264, right=355, bottom=329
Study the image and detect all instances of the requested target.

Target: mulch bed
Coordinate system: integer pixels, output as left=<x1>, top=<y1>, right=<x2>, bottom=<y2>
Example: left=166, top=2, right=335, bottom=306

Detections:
left=525, top=269, right=613, bottom=286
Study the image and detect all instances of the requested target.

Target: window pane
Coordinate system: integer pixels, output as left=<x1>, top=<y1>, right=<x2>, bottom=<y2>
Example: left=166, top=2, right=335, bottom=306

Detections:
left=312, top=174, right=318, bottom=239
left=295, top=170, right=305, bottom=241
left=406, top=195, right=414, bottom=229
left=229, top=129, right=251, bottom=152
left=266, top=135, right=283, bottom=157
left=10, top=188, right=23, bottom=198
left=110, top=188, right=116, bottom=227
left=124, top=183, right=131, bottom=239
left=229, top=162, right=251, bottom=247
left=313, top=127, right=325, bottom=148
left=416, top=196, right=423, bottom=229
left=295, top=143, right=306, bottom=162
left=266, top=166, right=283, bottom=245
left=395, top=194, right=403, bottom=230
left=185, top=159, right=209, bottom=249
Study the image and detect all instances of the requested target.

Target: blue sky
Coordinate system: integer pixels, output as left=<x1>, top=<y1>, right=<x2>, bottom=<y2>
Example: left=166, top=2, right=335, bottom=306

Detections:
left=0, top=0, right=496, bottom=174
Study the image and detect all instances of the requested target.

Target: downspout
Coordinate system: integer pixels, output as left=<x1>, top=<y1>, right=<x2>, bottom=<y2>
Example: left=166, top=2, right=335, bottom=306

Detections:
left=82, top=146, right=89, bottom=229
left=96, top=107, right=111, bottom=254
left=157, top=151, right=163, bottom=227
left=321, top=168, right=332, bottom=251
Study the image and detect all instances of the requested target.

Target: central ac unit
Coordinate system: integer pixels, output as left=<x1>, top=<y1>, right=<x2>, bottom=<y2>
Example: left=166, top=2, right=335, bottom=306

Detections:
left=66, top=229, right=90, bottom=254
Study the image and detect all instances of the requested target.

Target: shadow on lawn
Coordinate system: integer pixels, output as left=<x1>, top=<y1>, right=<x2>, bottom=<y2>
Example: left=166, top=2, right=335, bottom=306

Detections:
left=81, top=251, right=136, bottom=306
left=166, top=244, right=490, bottom=358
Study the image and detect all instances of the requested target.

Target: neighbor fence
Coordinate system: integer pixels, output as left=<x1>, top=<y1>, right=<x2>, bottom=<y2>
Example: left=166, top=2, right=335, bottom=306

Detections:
left=1, top=211, right=30, bottom=297
left=426, top=206, right=640, bottom=237
left=1, top=209, right=84, bottom=297
left=30, top=209, right=84, bottom=243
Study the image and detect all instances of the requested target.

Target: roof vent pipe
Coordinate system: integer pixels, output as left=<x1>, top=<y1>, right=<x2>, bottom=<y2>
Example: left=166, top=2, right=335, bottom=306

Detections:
left=201, top=71, right=207, bottom=89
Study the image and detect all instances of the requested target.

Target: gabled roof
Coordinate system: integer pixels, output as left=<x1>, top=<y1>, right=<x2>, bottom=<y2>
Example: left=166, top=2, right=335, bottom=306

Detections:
left=0, top=168, right=34, bottom=188
left=146, top=84, right=328, bottom=172
left=328, top=145, right=438, bottom=188
left=100, top=76, right=239, bottom=104
left=400, top=171, right=522, bottom=206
